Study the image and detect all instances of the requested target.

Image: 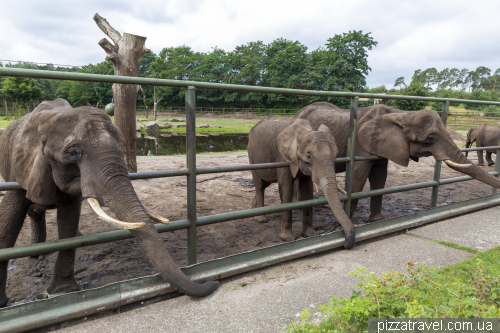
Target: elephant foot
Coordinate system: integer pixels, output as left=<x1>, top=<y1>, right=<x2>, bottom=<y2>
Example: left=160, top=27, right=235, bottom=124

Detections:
left=368, top=212, right=385, bottom=222
left=488, top=162, right=495, bottom=166
left=47, top=279, right=80, bottom=295
left=301, top=226, right=316, bottom=238
left=255, top=215, right=268, bottom=223
left=477, top=162, right=485, bottom=166
left=279, top=229, right=295, bottom=242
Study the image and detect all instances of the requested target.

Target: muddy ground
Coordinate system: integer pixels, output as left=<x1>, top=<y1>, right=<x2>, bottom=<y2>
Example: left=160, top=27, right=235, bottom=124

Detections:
left=1, top=137, right=497, bottom=306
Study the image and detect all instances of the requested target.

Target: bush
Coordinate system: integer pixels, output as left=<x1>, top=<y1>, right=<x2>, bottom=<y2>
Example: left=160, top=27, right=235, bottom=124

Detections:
left=286, top=250, right=500, bottom=333
left=483, top=105, right=500, bottom=117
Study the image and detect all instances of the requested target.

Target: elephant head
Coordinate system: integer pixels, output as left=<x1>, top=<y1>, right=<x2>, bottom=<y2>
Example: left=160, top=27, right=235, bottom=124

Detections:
left=357, top=109, right=500, bottom=189
left=277, top=119, right=355, bottom=249
left=1, top=99, right=218, bottom=297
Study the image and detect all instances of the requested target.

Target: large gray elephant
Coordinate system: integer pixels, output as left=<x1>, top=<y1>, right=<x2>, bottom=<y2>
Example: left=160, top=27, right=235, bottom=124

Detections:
left=465, top=125, right=500, bottom=166
left=0, top=99, right=218, bottom=307
left=294, top=102, right=500, bottom=221
left=248, top=116, right=355, bottom=249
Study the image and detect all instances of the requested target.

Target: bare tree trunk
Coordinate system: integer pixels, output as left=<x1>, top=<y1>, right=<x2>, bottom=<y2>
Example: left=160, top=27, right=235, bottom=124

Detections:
left=153, top=86, right=162, bottom=121
left=94, top=13, right=151, bottom=172
left=139, top=86, right=148, bottom=119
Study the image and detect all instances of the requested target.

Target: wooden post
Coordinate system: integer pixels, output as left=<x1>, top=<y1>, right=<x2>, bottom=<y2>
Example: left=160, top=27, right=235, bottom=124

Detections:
left=476, top=111, right=479, bottom=126
left=94, top=13, right=150, bottom=172
left=454, top=114, right=457, bottom=130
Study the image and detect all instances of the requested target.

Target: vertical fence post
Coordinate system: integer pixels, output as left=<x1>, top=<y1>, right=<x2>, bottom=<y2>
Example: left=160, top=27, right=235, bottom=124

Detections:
left=344, top=96, right=358, bottom=216
left=476, top=111, right=479, bottom=126
left=431, top=101, right=449, bottom=208
left=492, top=136, right=500, bottom=195
left=185, top=86, right=197, bottom=265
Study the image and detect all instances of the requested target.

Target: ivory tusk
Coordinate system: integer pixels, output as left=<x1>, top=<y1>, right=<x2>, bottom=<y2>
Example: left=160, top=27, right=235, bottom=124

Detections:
left=337, top=186, right=348, bottom=195
left=145, top=208, right=170, bottom=224
left=444, top=159, right=472, bottom=168
left=86, top=198, right=146, bottom=230
left=313, top=182, right=319, bottom=193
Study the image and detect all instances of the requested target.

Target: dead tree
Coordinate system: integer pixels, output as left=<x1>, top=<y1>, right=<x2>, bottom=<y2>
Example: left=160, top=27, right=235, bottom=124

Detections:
left=94, top=13, right=150, bottom=172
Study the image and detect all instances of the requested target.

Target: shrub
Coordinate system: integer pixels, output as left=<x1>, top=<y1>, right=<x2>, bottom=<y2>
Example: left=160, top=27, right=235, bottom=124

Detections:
left=392, top=83, right=428, bottom=111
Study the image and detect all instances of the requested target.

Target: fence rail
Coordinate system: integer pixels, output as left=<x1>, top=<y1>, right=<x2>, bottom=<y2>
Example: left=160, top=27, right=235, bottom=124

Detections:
left=1, top=67, right=500, bottom=332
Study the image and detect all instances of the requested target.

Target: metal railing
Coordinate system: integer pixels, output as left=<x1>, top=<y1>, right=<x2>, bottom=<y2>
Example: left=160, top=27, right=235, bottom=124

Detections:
left=2, top=67, right=500, bottom=332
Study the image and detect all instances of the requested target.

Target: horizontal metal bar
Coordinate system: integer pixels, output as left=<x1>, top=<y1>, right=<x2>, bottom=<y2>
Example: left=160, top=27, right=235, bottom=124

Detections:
left=196, top=162, right=290, bottom=175
left=3, top=193, right=500, bottom=333
left=129, top=169, right=189, bottom=179
left=2, top=68, right=500, bottom=105
left=460, top=146, right=500, bottom=152
left=0, top=220, right=191, bottom=261
left=439, top=171, right=498, bottom=185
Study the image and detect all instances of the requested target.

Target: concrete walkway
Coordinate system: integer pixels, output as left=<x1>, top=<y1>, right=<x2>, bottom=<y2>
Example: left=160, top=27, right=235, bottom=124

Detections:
left=48, top=207, right=500, bottom=333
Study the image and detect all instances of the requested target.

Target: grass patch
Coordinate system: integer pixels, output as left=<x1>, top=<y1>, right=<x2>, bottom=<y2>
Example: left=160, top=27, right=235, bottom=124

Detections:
left=436, top=240, right=479, bottom=254
left=287, top=247, right=500, bottom=332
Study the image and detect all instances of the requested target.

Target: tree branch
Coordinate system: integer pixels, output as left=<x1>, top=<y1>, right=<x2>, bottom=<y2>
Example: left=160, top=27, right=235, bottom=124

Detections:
left=94, top=13, right=122, bottom=45
left=98, top=38, right=119, bottom=62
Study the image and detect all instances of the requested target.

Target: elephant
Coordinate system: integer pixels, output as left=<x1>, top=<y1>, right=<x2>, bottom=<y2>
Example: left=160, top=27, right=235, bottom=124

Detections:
left=247, top=116, right=355, bottom=249
left=0, top=99, right=218, bottom=308
left=465, top=125, right=500, bottom=166
left=293, top=102, right=500, bottom=221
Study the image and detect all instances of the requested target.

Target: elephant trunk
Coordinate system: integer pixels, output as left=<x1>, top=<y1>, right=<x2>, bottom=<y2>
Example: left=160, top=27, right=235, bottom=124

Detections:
left=314, top=159, right=355, bottom=249
left=443, top=144, right=500, bottom=189
left=82, top=155, right=218, bottom=297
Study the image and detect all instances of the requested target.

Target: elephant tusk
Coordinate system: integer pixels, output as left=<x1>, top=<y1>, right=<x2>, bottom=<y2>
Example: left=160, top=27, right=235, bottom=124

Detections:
left=86, top=198, right=146, bottom=230
left=313, top=182, right=319, bottom=193
left=444, top=160, right=472, bottom=168
left=337, top=186, right=347, bottom=195
left=145, top=208, right=170, bottom=224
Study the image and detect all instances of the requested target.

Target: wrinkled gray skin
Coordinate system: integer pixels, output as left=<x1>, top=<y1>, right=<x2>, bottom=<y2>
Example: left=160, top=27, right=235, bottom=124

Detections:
left=0, top=99, right=218, bottom=308
left=248, top=117, right=355, bottom=249
left=465, top=125, right=500, bottom=166
left=294, top=102, right=500, bottom=221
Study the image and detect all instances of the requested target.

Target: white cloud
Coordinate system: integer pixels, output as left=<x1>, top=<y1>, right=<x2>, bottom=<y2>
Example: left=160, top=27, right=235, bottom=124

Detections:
left=1, top=0, right=499, bottom=88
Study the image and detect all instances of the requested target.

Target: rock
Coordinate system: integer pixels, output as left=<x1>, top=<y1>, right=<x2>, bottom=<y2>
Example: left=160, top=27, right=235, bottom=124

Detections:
left=172, top=124, right=186, bottom=129
left=159, top=123, right=173, bottom=129
left=144, top=121, right=159, bottom=132
left=136, top=123, right=142, bottom=131
left=171, top=118, right=185, bottom=122
left=197, top=124, right=210, bottom=128
left=210, top=125, right=222, bottom=128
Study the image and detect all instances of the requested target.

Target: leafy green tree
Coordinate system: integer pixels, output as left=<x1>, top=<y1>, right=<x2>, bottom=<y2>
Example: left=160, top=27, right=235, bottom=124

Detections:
left=392, top=82, right=428, bottom=111
left=1, top=76, right=43, bottom=108
left=322, top=30, right=378, bottom=90
left=262, top=38, right=308, bottom=107
left=394, top=77, right=406, bottom=90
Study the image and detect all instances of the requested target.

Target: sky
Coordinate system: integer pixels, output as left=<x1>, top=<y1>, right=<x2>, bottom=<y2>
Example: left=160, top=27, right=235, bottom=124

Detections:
left=1, top=0, right=499, bottom=89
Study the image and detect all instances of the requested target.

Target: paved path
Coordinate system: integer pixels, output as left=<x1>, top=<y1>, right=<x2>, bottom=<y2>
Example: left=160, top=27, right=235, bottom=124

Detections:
left=47, top=207, right=499, bottom=333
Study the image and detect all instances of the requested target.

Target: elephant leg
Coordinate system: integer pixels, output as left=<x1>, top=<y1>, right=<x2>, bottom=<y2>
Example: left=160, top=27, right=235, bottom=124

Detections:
left=486, top=152, right=495, bottom=166
left=0, top=190, right=31, bottom=308
left=299, top=177, right=315, bottom=238
left=477, top=149, right=485, bottom=166
left=367, top=160, right=388, bottom=222
left=348, top=161, right=372, bottom=218
left=47, top=196, right=81, bottom=295
left=28, top=206, right=47, bottom=258
left=278, top=170, right=295, bottom=241
left=251, top=170, right=270, bottom=223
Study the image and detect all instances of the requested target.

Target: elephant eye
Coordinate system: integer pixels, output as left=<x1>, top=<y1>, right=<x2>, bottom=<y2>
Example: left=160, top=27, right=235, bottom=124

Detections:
left=306, top=152, right=311, bottom=160
left=425, top=135, right=436, bottom=144
left=64, top=146, right=81, bottom=161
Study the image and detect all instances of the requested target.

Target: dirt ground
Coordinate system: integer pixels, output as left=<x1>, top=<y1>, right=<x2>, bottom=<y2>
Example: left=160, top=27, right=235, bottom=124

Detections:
left=1, top=135, right=497, bottom=306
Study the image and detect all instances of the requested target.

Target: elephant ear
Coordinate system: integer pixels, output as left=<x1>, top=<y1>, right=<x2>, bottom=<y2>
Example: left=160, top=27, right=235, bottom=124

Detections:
left=277, top=119, right=312, bottom=178
left=357, top=113, right=410, bottom=167
left=12, top=107, right=64, bottom=205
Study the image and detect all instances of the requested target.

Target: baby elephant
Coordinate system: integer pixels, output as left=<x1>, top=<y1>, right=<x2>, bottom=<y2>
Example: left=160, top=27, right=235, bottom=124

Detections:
left=248, top=116, right=355, bottom=249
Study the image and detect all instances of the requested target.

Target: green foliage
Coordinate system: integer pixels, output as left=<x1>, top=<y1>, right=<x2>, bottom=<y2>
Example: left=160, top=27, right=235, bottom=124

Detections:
left=1, top=76, right=42, bottom=105
left=391, top=83, right=428, bottom=111
left=286, top=248, right=500, bottom=333
left=484, top=105, right=500, bottom=117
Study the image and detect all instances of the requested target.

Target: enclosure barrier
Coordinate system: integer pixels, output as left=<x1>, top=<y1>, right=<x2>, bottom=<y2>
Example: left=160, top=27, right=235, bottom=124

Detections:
left=1, top=67, right=500, bottom=332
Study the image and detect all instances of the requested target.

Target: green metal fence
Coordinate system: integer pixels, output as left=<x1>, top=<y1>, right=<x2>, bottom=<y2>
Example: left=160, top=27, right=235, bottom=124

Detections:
left=1, top=67, right=500, bottom=331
